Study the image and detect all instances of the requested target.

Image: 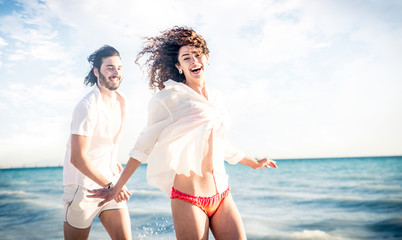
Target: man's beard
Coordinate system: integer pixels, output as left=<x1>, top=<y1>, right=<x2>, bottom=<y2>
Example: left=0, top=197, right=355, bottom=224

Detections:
left=99, top=72, right=121, bottom=91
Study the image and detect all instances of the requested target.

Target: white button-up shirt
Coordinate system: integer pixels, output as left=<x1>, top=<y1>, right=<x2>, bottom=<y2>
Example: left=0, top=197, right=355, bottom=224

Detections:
left=130, top=80, right=245, bottom=196
left=63, top=86, right=127, bottom=188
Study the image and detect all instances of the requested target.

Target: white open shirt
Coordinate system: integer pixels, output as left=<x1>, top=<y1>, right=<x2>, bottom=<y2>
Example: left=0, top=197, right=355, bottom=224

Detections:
left=130, top=80, right=245, bottom=196
left=63, top=86, right=127, bottom=188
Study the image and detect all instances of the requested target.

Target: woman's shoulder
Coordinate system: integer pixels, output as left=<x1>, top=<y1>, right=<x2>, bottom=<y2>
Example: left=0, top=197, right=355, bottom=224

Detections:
left=148, top=87, right=179, bottom=111
left=151, top=86, right=176, bottom=102
left=152, top=80, right=185, bottom=99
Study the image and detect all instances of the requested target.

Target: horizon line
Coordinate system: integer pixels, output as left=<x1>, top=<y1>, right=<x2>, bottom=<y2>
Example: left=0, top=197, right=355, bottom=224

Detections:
left=1, top=155, right=401, bottom=170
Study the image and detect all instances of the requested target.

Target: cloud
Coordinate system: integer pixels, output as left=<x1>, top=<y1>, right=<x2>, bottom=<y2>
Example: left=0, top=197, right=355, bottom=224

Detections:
left=0, top=72, right=90, bottom=168
left=0, top=36, right=7, bottom=47
left=0, top=2, right=69, bottom=63
left=1, top=0, right=402, bottom=168
left=0, top=115, right=69, bottom=168
left=208, top=0, right=402, bottom=158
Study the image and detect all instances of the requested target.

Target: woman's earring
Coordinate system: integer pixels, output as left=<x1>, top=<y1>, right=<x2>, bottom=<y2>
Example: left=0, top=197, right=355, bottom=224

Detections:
left=179, top=69, right=183, bottom=74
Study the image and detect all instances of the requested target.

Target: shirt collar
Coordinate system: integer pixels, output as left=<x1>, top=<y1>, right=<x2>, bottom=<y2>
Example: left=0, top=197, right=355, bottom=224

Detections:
left=164, top=80, right=187, bottom=91
left=164, top=80, right=209, bottom=101
left=92, top=85, right=103, bottom=106
left=92, top=85, right=126, bottom=101
left=92, top=85, right=126, bottom=114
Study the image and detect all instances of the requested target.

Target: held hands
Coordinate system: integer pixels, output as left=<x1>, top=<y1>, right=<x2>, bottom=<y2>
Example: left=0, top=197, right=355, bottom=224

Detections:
left=87, top=185, right=132, bottom=207
left=255, top=158, right=278, bottom=169
left=115, top=185, right=132, bottom=203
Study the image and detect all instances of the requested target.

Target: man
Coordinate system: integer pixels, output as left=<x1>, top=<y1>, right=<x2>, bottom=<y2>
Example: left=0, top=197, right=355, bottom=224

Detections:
left=62, top=45, right=132, bottom=239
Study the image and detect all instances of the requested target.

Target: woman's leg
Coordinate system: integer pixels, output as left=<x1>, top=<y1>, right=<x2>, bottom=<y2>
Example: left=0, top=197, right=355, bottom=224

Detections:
left=210, top=194, right=247, bottom=240
left=171, top=198, right=210, bottom=240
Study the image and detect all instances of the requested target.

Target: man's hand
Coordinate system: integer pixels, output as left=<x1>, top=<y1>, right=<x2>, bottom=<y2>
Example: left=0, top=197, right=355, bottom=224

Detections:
left=87, top=186, right=132, bottom=207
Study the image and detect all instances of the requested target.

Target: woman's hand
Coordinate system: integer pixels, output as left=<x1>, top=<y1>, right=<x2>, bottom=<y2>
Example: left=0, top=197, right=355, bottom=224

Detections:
left=255, top=158, right=278, bottom=169
left=240, top=156, right=278, bottom=169
left=114, top=185, right=132, bottom=203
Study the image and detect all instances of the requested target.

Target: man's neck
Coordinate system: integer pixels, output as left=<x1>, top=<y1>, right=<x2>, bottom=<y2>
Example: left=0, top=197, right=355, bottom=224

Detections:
left=97, top=85, right=118, bottom=105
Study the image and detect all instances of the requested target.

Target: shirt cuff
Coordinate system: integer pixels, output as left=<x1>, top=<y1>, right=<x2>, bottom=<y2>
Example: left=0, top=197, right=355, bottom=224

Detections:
left=225, top=150, right=246, bottom=165
left=129, top=149, right=149, bottom=163
left=71, top=130, right=92, bottom=137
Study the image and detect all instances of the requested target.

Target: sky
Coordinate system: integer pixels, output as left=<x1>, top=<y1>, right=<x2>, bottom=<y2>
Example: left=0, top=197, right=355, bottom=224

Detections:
left=0, top=0, right=401, bottom=168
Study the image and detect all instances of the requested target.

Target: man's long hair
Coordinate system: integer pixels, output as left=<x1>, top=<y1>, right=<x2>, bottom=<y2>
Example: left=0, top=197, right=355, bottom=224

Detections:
left=84, top=45, right=120, bottom=86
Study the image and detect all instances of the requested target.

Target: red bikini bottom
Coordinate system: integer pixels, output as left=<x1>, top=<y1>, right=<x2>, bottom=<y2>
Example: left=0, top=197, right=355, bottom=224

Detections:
left=170, top=187, right=230, bottom=217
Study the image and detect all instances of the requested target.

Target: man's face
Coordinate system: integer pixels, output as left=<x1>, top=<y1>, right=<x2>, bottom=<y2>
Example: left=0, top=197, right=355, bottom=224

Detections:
left=96, top=56, right=122, bottom=91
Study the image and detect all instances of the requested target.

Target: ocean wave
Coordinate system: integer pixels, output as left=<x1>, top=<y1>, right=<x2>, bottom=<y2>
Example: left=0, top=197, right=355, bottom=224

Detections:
left=23, top=197, right=64, bottom=210
left=131, top=208, right=171, bottom=216
left=290, top=230, right=345, bottom=240
left=0, top=190, right=38, bottom=199
left=368, top=217, right=402, bottom=236
left=296, top=197, right=402, bottom=212
left=0, top=180, right=30, bottom=187
left=247, top=189, right=402, bottom=211
left=245, top=229, right=346, bottom=240
left=364, top=183, right=402, bottom=191
left=130, top=189, right=165, bottom=197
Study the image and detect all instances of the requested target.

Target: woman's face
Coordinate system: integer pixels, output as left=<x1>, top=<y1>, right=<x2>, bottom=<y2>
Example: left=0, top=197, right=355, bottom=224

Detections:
left=175, top=45, right=209, bottom=84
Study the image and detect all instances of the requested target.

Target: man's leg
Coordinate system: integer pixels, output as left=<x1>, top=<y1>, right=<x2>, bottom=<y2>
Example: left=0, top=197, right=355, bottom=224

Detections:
left=64, top=222, right=91, bottom=240
left=210, top=194, right=247, bottom=239
left=63, top=184, right=92, bottom=240
left=99, top=208, right=132, bottom=240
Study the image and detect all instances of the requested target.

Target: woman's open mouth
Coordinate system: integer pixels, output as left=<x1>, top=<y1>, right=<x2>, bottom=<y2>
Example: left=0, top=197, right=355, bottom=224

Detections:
left=191, top=67, right=201, bottom=74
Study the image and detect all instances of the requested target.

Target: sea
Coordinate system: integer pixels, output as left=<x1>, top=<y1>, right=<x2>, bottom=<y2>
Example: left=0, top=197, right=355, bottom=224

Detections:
left=0, top=156, right=401, bottom=240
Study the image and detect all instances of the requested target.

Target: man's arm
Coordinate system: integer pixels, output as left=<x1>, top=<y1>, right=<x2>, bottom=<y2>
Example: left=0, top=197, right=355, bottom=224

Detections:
left=70, top=134, right=112, bottom=188
left=88, top=157, right=142, bottom=206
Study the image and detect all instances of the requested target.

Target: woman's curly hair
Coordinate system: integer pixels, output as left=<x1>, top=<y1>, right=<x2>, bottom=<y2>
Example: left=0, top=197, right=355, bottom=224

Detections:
left=136, top=26, right=210, bottom=90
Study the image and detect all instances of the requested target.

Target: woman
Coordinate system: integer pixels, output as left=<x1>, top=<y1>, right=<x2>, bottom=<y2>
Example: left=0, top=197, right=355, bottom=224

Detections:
left=89, top=26, right=277, bottom=239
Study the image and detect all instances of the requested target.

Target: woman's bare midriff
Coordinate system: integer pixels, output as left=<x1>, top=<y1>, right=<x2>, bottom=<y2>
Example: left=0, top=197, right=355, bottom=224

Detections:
left=173, top=129, right=217, bottom=197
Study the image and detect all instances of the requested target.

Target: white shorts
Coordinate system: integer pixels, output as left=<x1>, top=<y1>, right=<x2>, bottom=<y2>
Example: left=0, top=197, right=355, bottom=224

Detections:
left=62, top=184, right=127, bottom=229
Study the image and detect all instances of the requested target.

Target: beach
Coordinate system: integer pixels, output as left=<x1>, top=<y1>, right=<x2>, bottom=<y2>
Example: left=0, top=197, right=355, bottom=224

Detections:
left=0, top=156, right=401, bottom=239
